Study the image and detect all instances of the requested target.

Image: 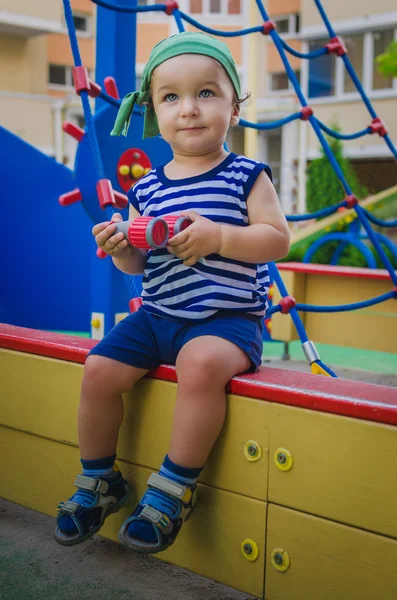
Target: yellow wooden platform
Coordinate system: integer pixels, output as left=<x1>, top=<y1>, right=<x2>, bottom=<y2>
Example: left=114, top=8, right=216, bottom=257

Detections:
left=272, top=264, right=397, bottom=353
left=1, top=329, right=397, bottom=599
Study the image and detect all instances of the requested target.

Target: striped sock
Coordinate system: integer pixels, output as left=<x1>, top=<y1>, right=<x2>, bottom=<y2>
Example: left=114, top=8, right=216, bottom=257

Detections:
left=58, top=454, right=117, bottom=534
left=127, top=455, right=202, bottom=544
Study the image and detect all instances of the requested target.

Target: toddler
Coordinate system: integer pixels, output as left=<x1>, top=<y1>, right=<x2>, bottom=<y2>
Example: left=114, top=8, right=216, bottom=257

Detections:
left=55, top=31, right=290, bottom=554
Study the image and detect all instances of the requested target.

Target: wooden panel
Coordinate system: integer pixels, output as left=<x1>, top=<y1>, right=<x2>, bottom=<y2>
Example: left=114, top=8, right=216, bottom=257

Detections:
left=304, top=274, right=397, bottom=353
left=0, top=350, right=270, bottom=501
left=268, top=404, right=397, bottom=539
left=266, top=504, right=397, bottom=600
left=0, top=427, right=266, bottom=598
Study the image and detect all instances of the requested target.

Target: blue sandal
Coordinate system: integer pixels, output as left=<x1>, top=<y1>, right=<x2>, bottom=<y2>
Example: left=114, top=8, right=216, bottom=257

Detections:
left=55, top=473, right=132, bottom=546
left=118, top=473, right=196, bottom=554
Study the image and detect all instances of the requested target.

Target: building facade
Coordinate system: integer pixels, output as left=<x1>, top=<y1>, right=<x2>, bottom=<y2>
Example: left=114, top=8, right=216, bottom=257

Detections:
left=1, top=0, right=396, bottom=213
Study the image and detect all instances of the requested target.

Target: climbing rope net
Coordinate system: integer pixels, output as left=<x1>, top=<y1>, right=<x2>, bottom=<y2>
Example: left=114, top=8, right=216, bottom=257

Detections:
left=62, top=0, right=397, bottom=377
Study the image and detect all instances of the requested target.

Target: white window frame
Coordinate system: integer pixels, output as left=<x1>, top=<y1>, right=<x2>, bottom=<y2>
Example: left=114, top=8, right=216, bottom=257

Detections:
left=272, top=14, right=300, bottom=40
left=305, top=26, right=397, bottom=104
left=48, top=65, right=94, bottom=91
left=61, top=11, right=92, bottom=38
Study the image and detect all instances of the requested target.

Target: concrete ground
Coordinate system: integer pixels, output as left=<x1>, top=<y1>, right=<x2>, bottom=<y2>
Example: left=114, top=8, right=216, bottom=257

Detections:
left=0, top=499, right=256, bottom=600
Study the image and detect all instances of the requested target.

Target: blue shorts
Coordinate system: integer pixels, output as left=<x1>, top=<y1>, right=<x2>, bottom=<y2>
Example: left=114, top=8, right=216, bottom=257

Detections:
left=88, top=308, right=264, bottom=372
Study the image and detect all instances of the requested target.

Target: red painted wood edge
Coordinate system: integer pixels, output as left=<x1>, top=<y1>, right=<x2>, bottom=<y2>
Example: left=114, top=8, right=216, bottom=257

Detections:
left=277, top=262, right=393, bottom=281
left=1, top=324, right=396, bottom=426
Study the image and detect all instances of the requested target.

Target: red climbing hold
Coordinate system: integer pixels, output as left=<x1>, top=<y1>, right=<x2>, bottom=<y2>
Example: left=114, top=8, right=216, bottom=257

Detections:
left=72, top=66, right=101, bottom=98
left=165, top=1, right=179, bottom=15
left=279, top=296, right=296, bottom=314
left=369, top=117, right=387, bottom=137
left=63, top=121, right=85, bottom=142
left=58, top=188, right=82, bottom=206
left=96, top=180, right=128, bottom=210
left=345, top=195, right=358, bottom=209
left=104, top=76, right=120, bottom=100
left=262, top=21, right=276, bottom=35
left=325, top=36, right=347, bottom=56
left=300, top=106, right=313, bottom=121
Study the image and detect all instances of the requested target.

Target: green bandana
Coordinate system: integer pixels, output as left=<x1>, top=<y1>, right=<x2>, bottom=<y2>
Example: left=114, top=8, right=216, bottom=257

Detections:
left=111, top=31, right=241, bottom=139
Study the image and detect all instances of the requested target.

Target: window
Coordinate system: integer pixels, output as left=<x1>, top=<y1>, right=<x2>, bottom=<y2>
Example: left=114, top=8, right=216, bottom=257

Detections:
left=308, top=38, right=336, bottom=98
left=49, top=65, right=67, bottom=86
left=189, top=0, right=241, bottom=15
left=308, top=28, right=396, bottom=99
left=270, top=71, right=300, bottom=93
left=272, top=14, right=300, bottom=36
left=270, top=72, right=289, bottom=91
left=62, top=12, right=91, bottom=36
left=373, top=30, right=394, bottom=90
left=73, top=15, right=88, bottom=32
left=275, top=18, right=289, bottom=34
left=190, top=0, right=202, bottom=12
left=210, top=0, right=221, bottom=12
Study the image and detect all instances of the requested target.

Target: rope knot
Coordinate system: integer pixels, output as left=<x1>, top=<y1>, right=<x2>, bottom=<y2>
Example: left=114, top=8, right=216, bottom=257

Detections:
left=279, top=296, right=296, bottom=314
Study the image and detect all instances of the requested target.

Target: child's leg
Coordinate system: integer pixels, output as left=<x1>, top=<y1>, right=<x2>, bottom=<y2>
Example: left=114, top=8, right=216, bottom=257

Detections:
left=55, top=356, right=148, bottom=545
left=169, top=335, right=251, bottom=467
left=119, top=336, right=251, bottom=553
left=78, top=355, right=148, bottom=459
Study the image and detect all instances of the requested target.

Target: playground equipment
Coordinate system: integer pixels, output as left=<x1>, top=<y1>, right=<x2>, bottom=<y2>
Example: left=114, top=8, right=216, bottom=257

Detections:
left=289, top=184, right=397, bottom=263
left=1, top=1, right=397, bottom=597
left=1, top=324, right=396, bottom=599
left=272, top=263, right=397, bottom=354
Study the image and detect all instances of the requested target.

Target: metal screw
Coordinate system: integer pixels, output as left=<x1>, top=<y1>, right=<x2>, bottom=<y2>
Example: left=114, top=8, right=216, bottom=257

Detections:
left=274, top=552, right=283, bottom=566
left=277, top=452, right=287, bottom=464
left=248, top=444, right=258, bottom=457
left=244, top=543, right=253, bottom=555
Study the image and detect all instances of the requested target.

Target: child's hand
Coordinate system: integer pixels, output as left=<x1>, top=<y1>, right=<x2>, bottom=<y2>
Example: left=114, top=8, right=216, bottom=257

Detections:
left=167, top=211, right=222, bottom=266
left=92, top=213, right=129, bottom=258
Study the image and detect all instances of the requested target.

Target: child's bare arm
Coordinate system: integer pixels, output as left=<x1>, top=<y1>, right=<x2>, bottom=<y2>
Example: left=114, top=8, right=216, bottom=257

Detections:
left=219, top=171, right=290, bottom=263
left=167, top=171, right=290, bottom=266
left=93, top=205, right=147, bottom=275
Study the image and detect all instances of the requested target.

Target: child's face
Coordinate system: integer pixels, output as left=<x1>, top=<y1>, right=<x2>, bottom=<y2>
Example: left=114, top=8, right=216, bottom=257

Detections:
left=151, top=54, right=239, bottom=156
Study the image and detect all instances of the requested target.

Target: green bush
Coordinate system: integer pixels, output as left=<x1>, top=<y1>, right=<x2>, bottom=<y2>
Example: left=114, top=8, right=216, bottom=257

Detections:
left=306, top=126, right=368, bottom=214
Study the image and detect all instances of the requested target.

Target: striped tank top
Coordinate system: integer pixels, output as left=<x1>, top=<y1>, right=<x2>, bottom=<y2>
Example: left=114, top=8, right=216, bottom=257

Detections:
left=128, top=152, right=272, bottom=320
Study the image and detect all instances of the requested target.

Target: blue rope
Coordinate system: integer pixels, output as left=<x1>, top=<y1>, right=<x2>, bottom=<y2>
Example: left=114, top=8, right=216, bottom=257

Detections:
left=63, top=0, right=82, bottom=65
left=315, top=360, right=337, bottom=377
left=173, top=8, right=185, bottom=32
left=315, top=118, right=371, bottom=141
left=313, top=0, right=336, bottom=37
left=286, top=201, right=346, bottom=222
left=239, top=112, right=301, bottom=131
left=295, top=290, right=395, bottom=313
left=179, top=11, right=263, bottom=37
left=279, top=38, right=327, bottom=60
left=313, top=0, right=397, bottom=160
left=90, top=0, right=165, bottom=13
left=63, top=0, right=105, bottom=185
left=362, top=209, right=397, bottom=228
left=354, top=205, right=397, bottom=284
